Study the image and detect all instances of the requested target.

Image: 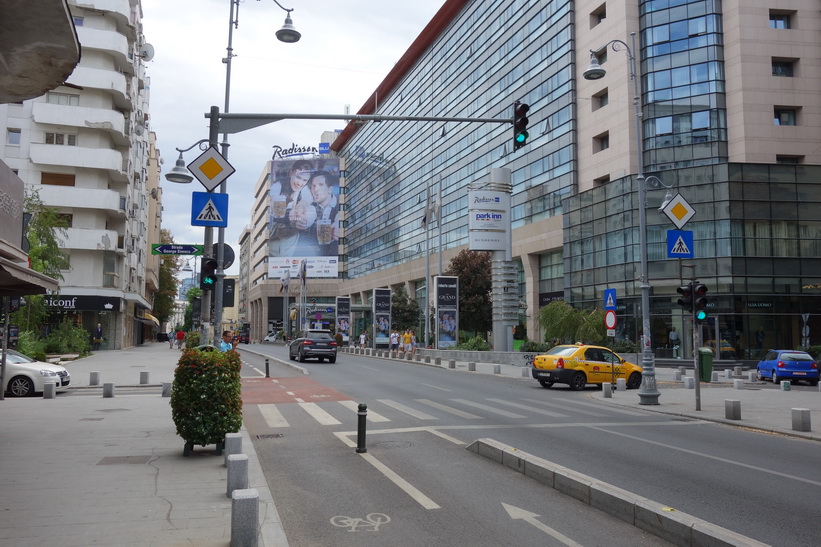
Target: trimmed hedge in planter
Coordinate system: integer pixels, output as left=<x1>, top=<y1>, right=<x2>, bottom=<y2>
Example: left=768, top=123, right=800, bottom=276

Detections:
left=170, top=348, right=242, bottom=455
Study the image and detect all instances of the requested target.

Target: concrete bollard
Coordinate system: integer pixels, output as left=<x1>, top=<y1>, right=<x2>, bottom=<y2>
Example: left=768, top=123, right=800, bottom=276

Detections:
left=781, top=380, right=791, bottom=391
left=224, top=432, right=242, bottom=467
left=733, top=379, right=744, bottom=389
left=161, top=382, right=172, bottom=397
left=43, top=382, right=56, bottom=399
left=616, top=378, right=626, bottom=391
left=791, top=408, right=811, bottom=432
left=684, top=377, right=695, bottom=389
left=522, top=367, right=529, bottom=378
left=603, top=382, right=612, bottom=398
left=90, top=371, right=100, bottom=386
left=734, top=366, right=742, bottom=377
left=468, top=362, right=476, bottom=372
left=724, top=369, right=733, bottom=379
left=748, top=371, right=757, bottom=382
left=140, top=371, right=149, bottom=385
left=725, top=399, right=741, bottom=420
left=674, top=370, right=682, bottom=381
left=679, top=366, right=686, bottom=377
left=226, top=454, right=249, bottom=497
left=103, top=382, right=115, bottom=398
left=425, top=356, right=431, bottom=364
left=435, top=357, right=441, bottom=366
left=493, top=364, right=501, bottom=375
left=230, top=488, right=259, bottom=547
left=711, top=371, right=719, bottom=382
left=406, top=352, right=413, bottom=361
left=448, top=360, right=456, bottom=369
left=414, top=354, right=421, bottom=362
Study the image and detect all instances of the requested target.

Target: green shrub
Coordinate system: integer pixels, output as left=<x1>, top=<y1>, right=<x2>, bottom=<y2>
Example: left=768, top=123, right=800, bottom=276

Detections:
left=520, top=340, right=552, bottom=353
left=456, top=336, right=491, bottom=351
left=804, top=345, right=821, bottom=360
left=608, top=339, right=638, bottom=354
left=185, top=331, right=200, bottom=347
left=42, top=320, right=90, bottom=355
left=16, top=330, right=47, bottom=361
left=170, top=348, right=242, bottom=447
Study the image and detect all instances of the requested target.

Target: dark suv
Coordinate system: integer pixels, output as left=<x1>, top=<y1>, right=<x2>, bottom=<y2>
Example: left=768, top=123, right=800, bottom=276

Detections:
left=289, top=329, right=338, bottom=363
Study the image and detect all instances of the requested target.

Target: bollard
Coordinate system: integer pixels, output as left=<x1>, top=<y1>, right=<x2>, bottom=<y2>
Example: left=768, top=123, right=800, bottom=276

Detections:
left=791, top=408, right=811, bottom=432
left=733, top=379, right=744, bottom=389
left=414, top=354, right=421, bottom=362
left=425, top=356, right=431, bottom=364
left=734, top=366, right=742, bottom=377
left=103, top=382, right=115, bottom=398
left=748, top=371, right=757, bottom=382
left=781, top=380, right=791, bottom=391
left=435, top=357, right=441, bottom=366
left=227, top=454, right=249, bottom=497
left=603, top=382, right=613, bottom=398
left=448, top=360, right=456, bottom=369
left=724, top=369, right=733, bottom=379
left=265, top=358, right=269, bottom=378
left=616, top=378, right=626, bottom=391
left=356, top=403, right=367, bottom=453
left=43, top=382, right=56, bottom=399
left=231, top=488, right=259, bottom=547
left=140, top=371, right=149, bottom=385
left=406, top=352, right=413, bottom=361
left=711, top=371, right=719, bottom=382
left=90, top=371, right=100, bottom=386
left=493, top=364, right=501, bottom=375
left=468, top=362, right=476, bottom=372
left=725, top=399, right=741, bottom=420
left=684, top=377, right=695, bottom=389
left=679, top=366, right=686, bottom=377
left=161, top=382, right=172, bottom=397
left=224, top=432, right=242, bottom=467
left=522, top=367, right=529, bottom=378
left=674, top=370, right=682, bottom=381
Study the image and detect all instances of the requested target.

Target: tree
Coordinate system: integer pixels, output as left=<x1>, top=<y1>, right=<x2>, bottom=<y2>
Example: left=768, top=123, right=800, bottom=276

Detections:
left=153, top=229, right=181, bottom=324
left=444, top=249, right=492, bottom=336
left=390, top=284, right=419, bottom=332
left=538, top=300, right=606, bottom=345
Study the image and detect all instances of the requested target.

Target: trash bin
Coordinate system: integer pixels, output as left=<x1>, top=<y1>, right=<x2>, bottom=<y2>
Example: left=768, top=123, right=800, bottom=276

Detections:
left=698, top=347, right=713, bottom=382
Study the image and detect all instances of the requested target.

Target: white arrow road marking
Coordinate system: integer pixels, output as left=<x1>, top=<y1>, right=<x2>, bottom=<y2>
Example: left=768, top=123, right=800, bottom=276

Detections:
left=502, top=503, right=583, bottom=546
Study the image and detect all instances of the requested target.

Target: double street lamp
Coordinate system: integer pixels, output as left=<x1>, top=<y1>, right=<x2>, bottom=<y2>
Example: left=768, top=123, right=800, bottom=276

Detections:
left=165, top=1, right=300, bottom=345
left=584, top=32, right=660, bottom=405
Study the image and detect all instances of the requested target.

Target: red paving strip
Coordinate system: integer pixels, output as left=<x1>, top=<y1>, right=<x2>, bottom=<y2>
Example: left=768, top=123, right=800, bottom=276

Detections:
left=241, top=377, right=351, bottom=405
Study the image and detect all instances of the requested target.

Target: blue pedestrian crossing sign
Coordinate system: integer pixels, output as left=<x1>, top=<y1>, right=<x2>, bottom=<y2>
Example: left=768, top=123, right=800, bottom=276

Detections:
left=604, top=288, right=617, bottom=311
left=191, top=191, right=228, bottom=227
left=667, top=230, right=693, bottom=258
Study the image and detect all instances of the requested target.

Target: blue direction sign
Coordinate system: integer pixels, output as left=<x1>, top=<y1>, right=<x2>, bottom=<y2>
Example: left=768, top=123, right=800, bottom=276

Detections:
left=604, top=288, right=617, bottom=311
left=151, top=244, right=203, bottom=255
left=191, top=192, right=228, bottom=227
left=667, top=230, right=693, bottom=258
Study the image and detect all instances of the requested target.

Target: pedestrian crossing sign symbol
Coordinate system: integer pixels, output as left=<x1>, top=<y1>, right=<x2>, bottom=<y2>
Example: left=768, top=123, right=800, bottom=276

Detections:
left=604, top=288, right=616, bottom=311
left=191, top=191, right=228, bottom=227
left=667, top=229, right=693, bottom=258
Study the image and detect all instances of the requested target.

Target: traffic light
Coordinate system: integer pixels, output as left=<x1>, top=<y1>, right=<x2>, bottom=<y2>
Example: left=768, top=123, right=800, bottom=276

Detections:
left=676, top=283, right=693, bottom=312
left=693, top=283, right=709, bottom=322
left=513, top=101, right=530, bottom=150
left=200, top=258, right=218, bottom=290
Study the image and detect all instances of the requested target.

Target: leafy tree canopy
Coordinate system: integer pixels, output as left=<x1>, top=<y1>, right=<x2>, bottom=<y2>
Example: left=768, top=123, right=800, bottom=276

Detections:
left=391, top=284, right=419, bottom=332
left=444, top=249, right=492, bottom=335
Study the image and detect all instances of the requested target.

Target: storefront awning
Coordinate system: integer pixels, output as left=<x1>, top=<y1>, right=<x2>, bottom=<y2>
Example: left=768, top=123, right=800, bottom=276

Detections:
left=144, top=312, right=160, bottom=327
left=0, top=257, right=59, bottom=297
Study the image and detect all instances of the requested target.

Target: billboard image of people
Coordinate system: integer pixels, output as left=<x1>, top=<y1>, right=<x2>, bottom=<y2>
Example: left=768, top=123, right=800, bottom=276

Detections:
left=268, top=157, right=340, bottom=279
left=438, top=310, right=457, bottom=345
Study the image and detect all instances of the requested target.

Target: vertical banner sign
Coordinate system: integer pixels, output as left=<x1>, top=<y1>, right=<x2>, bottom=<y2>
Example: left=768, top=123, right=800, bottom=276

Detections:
left=468, top=189, right=511, bottom=254
left=373, top=288, right=392, bottom=349
left=336, top=296, right=351, bottom=344
left=435, top=276, right=459, bottom=349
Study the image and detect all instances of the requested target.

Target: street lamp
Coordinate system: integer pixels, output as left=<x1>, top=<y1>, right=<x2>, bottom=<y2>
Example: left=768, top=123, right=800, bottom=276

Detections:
left=584, top=32, right=660, bottom=405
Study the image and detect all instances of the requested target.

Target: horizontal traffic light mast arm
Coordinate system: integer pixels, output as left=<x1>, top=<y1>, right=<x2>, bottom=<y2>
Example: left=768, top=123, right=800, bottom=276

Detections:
left=210, top=111, right=513, bottom=135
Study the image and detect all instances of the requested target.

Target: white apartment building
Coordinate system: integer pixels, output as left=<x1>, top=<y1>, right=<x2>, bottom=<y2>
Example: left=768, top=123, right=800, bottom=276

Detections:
left=0, top=0, right=159, bottom=349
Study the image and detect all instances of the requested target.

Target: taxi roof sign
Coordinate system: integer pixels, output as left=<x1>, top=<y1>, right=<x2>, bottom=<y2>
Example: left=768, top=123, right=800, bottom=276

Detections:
left=661, top=193, right=696, bottom=230
left=187, top=146, right=235, bottom=191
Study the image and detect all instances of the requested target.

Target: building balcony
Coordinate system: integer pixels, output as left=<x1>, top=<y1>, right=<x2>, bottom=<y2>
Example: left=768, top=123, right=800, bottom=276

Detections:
left=74, top=26, right=132, bottom=75
left=30, top=143, right=126, bottom=181
left=37, top=185, right=126, bottom=216
left=67, top=66, right=132, bottom=112
left=62, top=227, right=122, bottom=252
left=84, top=0, right=135, bottom=37
left=32, top=102, right=128, bottom=146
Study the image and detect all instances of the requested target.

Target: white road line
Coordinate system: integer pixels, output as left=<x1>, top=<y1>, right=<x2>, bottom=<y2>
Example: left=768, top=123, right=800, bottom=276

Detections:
left=338, top=400, right=391, bottom=422
left=566, top=399, right=646, bottom=416
left=258, top=404, right=289, bottom=428
left=521, top=397, right=607, bottom=417
left=452, top=398, right=528, bottom=419
left=299, top=402, right=341, bottom=425
left=487, top=398, right=570, bottom=418
left=416, top=399, right=482, bottom=419
left=358, top=452, right=441, bottom=510
left=421, top=383, right=451, bottom=392
left=377, top=399, right=437, bottom=420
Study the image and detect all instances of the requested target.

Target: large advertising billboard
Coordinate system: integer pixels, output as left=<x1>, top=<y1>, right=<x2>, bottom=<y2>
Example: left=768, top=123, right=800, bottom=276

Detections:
left=373, top=288, right=391, bottom=348
left=435, top=276, right=458, bottom=349
left=336, top=296, right=350, bottom=344
left=267, top=157, right=340, bottom=279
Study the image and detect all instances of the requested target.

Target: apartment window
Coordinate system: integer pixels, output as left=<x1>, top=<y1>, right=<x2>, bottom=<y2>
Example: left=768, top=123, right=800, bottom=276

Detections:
left=769, top=12, right=791, bottom=29
left=691, top=111, right=710, bottom=130
left=103, top=251, right=118, bottom=288
left=55, top=214, right=73, bottom=228
left=590, top=4, right=606, bottom=28
left=41, top=172, right=76, bottom=186
left=774, top=108, right=797, bottom=126
left=592, top=89, right=608, bottom=111
left=73, top=16, right=83, bottom=26
left=46, top=92, right=79, bottom=106
left=594, top=132, right=610, bottom=152
left=593, top=175, right=610, bottom=186
left=6, top=128, right=21, bottom=145
left=45, top=132, right=77, bottom=145
left=655, top=116, right=673, bottom=135
left=772, top=60, right=794, bottom=77
left=776, top=156, right=802, bottom=164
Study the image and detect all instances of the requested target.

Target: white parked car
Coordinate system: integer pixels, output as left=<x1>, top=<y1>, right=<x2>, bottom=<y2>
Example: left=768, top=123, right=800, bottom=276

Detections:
left=263, top=332, right=278, bottom=342
left=2, top=349, right=71, bottom=397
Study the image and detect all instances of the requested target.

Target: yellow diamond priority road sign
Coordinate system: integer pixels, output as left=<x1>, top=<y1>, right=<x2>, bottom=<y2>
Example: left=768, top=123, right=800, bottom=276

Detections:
left=187, top=146, right=235, bottom=191
left=661, top=193, right=696, bottom=230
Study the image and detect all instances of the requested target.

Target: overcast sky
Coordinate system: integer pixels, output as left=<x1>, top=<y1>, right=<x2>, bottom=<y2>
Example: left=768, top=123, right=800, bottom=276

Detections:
left=141, top=0, right=446, bottom=275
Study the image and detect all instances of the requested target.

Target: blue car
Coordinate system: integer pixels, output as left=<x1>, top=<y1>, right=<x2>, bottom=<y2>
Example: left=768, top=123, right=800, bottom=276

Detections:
left=756, top=350, right=819, bottom=386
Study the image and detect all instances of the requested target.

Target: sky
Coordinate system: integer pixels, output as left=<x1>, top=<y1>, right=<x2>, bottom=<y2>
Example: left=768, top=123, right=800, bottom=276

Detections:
left=141, top=0, right=446, bottom=276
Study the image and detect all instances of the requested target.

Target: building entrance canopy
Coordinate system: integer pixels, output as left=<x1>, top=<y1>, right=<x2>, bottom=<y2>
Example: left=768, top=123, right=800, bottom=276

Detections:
left=0, top=257, right=59, bottom=297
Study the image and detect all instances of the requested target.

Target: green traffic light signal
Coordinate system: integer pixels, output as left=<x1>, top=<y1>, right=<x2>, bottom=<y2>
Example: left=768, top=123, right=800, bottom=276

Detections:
left=513, top=101, right=530, bottom=150
left=695, top=310, right=708, bottom=321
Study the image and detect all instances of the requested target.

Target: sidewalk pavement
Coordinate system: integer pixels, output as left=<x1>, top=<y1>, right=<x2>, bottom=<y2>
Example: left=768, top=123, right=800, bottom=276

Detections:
left=0, top=341, right=286, bottom=547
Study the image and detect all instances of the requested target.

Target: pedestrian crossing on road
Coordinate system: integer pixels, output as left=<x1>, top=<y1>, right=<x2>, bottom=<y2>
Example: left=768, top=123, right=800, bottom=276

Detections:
left=252, top=396, right=646, bottom=430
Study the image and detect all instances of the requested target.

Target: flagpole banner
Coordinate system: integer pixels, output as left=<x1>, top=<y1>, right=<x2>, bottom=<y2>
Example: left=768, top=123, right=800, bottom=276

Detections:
left=373, top=288, right=392, bottom=348
left=435, top=276, right=459, bottom=349
left=267, top=157, right=341, bottom=280
left=336, top=296, right=350, bottom=344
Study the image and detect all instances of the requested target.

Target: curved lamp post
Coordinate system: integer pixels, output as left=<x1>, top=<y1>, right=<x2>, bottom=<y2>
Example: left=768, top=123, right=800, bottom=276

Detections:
left=584, top=32, right=660, bottom=405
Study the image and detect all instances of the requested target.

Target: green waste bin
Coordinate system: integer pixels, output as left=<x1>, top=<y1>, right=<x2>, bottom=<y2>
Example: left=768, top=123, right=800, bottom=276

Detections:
left=698, top=347, right=713, bottom=382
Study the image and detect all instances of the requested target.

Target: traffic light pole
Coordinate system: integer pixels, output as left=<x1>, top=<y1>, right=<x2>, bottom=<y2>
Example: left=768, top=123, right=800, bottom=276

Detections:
left=693, top=298, right=702, bottom=411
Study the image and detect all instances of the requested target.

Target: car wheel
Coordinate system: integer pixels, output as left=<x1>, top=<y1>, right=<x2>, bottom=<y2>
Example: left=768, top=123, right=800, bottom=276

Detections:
left=810, top=379, right=819, bottom=387
left=756, top=369, right=764, bottom=381
left=329, top=357, right=336, bottom=363
left=569, top=372, right=586, bottom=391
left=626, top=372, right=642, bottom=389
left=8, top=376, right=35, bottom=397
left=538, top=379, right=553, bottom=389
left=318, top=357, right=324, bottom=363
left=298, top=351, right=306, bottom=363
left=772, top=370, right=779, bottom=384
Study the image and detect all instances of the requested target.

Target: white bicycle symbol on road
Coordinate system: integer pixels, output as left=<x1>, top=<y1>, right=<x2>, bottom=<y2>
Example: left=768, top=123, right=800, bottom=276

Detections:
left=330, top=513, right=391, bottom=532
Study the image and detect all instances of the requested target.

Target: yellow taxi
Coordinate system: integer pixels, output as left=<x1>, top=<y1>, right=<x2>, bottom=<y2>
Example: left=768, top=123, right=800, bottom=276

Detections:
left=531, top=344, right=643, bottom=390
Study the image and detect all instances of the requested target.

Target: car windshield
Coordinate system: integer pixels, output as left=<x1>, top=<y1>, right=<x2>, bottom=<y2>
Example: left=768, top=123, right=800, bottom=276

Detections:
left=4, top=350, right=35, bottom=364
left=781, top=352, right=813, bottom=362
left=545, top=346, right=579, bottom=356
left=308, top=333, right=333, bottom=340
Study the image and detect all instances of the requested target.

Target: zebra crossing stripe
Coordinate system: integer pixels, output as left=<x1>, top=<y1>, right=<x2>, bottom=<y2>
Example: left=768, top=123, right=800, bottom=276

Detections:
left=338, top=400, right=390, bottom=422
left=299, top=402, right=341, bottom=425
left=377, top=399, right=437, bottom=420
left=451, top=399, right=528, bottom=418
left=487, top=398, right=570, bottom=418
left=259, top=404, right=289, bottom=428
left=415, top=399, right=482, bottom=419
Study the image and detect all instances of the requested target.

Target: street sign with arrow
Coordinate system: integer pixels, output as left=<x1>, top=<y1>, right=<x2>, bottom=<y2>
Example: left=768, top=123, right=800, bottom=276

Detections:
left=151, top=244, right=204, bottom=255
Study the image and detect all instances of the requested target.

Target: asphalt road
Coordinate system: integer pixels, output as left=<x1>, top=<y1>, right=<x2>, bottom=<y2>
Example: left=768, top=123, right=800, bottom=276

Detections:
left=240, top=346, right=820, bottom=546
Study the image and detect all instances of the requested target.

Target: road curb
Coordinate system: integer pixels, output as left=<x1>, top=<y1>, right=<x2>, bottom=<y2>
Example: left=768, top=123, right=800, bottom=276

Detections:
left=467, top=438, right=767, bottom=547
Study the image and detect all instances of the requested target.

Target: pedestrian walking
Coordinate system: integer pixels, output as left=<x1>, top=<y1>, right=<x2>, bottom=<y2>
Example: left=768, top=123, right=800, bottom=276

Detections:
left=168, top=330, right=174, bottom=349
left=92, top=323, right=103, bottom=351
left=175, top=329, right=185, bottom=350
